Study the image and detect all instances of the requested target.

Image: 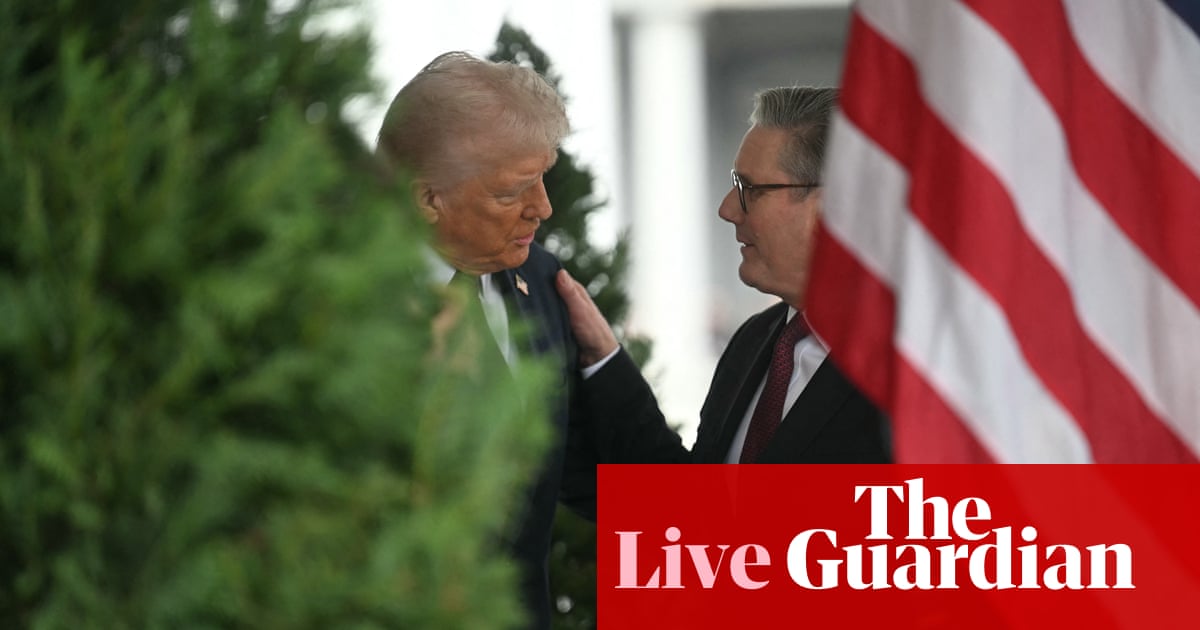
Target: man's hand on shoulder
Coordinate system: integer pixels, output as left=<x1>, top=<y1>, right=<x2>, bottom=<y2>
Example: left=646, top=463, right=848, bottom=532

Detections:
left=555, top=269, right=619, bottom=368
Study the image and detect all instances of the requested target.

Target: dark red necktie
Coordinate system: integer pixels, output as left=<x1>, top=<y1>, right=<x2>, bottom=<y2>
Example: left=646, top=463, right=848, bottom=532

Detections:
left=740, top=314, right=809, bottom=463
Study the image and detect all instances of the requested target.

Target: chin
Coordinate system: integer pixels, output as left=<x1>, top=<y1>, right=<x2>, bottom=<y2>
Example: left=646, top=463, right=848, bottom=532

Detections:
left=502, top=247, right=532, bottom=270
left=737, top=263, right=759, bottom=287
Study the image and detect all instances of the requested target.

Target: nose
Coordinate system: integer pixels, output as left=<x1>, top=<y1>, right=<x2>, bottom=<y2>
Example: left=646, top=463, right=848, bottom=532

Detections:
left=524, top=178, right=553, bottom=221
left=717, top=188, right=742, bottom=224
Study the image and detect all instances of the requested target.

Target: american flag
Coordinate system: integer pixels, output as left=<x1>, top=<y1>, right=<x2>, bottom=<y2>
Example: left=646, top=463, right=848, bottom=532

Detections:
left=808, top=0, right=1200, bottom=462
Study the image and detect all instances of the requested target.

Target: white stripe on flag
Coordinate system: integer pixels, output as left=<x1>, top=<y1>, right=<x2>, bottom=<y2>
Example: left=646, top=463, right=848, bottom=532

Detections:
left=856, top=0, right=1200, bottom=455
left=1064, top=0, right=1200, bottom=177
left=825, top=114, right=1093, bottom=463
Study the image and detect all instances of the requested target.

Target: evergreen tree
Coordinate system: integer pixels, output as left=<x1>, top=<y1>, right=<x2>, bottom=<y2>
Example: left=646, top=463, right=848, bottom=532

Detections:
left=1, top=1, right=551, bottom=628
left=490, top=23, right=653, bottom=630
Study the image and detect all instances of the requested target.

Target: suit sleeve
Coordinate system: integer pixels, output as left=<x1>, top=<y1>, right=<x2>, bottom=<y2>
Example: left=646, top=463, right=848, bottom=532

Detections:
left=559, top=338, right=691, bottom=522
left=577, top=348, right=691, bottom=464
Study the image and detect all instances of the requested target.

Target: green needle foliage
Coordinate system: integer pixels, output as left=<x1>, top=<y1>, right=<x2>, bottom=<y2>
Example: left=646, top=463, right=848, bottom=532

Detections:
left=1, top=1, right=552, bottom=628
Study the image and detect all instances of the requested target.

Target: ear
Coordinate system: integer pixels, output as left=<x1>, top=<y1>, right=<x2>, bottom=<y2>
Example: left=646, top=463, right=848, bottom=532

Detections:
left=412, top=179, right=442, bottom=225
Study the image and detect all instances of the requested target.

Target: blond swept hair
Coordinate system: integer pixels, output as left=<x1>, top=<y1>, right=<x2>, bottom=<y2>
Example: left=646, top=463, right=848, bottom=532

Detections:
left=376, top=51, right=568, bottom=185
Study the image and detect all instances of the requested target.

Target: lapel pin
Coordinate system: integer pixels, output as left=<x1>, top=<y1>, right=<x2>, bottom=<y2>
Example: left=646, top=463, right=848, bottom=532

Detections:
left=515, top=274, right=529, bottom=296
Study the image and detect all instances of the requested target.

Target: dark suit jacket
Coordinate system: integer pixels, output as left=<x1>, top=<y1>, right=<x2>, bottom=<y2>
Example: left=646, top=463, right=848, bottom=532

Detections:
left=583, top=301, right=892, bottom=464
left=477, top=243, right=595, bottom=630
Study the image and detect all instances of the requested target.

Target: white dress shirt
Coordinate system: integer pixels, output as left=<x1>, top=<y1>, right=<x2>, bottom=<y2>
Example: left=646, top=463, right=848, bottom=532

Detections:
left=428, top=252, right=515, bottom=365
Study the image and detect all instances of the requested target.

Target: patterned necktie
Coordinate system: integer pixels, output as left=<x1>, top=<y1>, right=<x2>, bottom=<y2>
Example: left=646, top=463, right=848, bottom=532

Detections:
left=739, top=313, right=809, bottom=463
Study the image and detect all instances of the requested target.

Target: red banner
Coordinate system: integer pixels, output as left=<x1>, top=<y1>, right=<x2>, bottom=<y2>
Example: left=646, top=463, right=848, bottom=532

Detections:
left=597, top=465, right=1200, bottom=629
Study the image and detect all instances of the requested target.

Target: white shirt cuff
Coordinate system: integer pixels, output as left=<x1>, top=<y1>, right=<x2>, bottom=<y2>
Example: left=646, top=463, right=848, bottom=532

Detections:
left=581, top=346, right=621, bottom=379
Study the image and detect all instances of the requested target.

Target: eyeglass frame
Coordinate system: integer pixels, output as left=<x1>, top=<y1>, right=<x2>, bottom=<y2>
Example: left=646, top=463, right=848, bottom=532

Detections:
left=730, top=169, right=820, bottom=213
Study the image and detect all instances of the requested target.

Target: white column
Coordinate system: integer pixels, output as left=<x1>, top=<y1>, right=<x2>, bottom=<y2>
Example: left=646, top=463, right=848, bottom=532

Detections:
left=627, top=7, right=713, bottom=447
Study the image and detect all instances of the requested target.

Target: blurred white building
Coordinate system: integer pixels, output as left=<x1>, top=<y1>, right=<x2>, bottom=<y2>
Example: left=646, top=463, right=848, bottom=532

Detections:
left=361, top=0, right=851, bottom=446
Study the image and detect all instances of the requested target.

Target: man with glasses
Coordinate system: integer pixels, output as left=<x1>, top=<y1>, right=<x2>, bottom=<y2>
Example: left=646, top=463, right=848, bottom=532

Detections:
left=557, top=86, right=891, bottom=464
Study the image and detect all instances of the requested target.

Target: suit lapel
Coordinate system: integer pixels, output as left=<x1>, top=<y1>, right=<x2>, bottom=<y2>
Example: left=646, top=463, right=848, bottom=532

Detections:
left=703, top=307, right=787, bottom=462
left=491, top=267, right=547, bottom=358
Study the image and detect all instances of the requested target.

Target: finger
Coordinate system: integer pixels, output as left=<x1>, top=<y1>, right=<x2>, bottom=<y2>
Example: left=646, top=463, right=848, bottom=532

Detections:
left=556, top=269, right=589, bottom=309
left=557, top=269, right=580, bottom=296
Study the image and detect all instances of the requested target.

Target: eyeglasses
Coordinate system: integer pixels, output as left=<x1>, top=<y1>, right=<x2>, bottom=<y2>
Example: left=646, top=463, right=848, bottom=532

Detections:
left=730, top=169, right=820, bottom=213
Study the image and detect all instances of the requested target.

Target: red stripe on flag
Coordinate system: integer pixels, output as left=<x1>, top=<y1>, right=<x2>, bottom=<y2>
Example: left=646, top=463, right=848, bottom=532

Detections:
left=964, top=0, right=1200, bottom=312
left=807, top=223, right=896, bottom=409
left=836, top=11, right=1198, bottom=462
left=893, top=359, right=999, bottom=464
left=810, top=225, right=997, bottom=463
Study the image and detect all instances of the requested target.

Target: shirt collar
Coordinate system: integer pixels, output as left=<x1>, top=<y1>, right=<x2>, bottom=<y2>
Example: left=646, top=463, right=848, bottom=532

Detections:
left=425, top=247, right=457, bottom=286
left=788, top=306, right=829, bottom=352
left=424, top=246, right=503, bottom=298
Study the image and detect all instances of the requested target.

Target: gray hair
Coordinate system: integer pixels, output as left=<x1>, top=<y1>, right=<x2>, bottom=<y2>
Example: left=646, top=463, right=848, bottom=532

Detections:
left=749, top=86, right=837, bottom=186
left=375, top=51, right=568, bottom=184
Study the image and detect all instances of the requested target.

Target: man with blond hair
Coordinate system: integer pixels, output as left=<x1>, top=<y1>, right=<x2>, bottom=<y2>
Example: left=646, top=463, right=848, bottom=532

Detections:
left=377, top=52, right=599, bottom=629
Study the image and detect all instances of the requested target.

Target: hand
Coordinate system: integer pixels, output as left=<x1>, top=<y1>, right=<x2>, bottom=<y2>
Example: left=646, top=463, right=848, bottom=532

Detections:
left=555, top=269, right=620, bottom=368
